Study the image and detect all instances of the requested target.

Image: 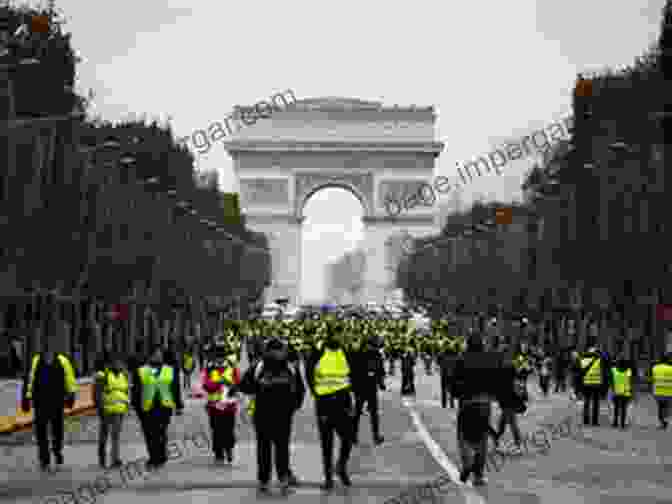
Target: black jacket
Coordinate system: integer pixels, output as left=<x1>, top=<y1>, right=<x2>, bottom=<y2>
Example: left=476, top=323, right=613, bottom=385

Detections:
left=306, top=346, right=356, bottom=397
left=22, top=353, right=72, bottom=410
left=351, top=348, right=385, bottom=392
left=452, top=351, right=503, bottom=401
left=239, top=358, right=305, bottom=418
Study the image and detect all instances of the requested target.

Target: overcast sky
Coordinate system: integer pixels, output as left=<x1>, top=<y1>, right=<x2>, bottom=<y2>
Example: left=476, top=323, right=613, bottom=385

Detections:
left=47, top=0, right=663, bottom=302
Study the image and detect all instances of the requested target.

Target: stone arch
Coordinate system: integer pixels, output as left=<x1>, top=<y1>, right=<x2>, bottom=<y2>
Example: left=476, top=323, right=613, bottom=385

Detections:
left=297, top=182, right=371, bottom=220
left=294, top=172, right=374, bottom=220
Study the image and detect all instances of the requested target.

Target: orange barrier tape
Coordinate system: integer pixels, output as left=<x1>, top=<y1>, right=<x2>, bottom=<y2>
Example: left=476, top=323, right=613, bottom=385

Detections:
left=0, top=383, right=96, bottom=434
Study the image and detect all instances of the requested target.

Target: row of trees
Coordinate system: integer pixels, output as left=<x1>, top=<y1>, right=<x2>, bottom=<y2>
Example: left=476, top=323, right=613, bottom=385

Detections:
left=397, top=1, right=671, bottom=357
left=0, top=2, right=270, bottom=374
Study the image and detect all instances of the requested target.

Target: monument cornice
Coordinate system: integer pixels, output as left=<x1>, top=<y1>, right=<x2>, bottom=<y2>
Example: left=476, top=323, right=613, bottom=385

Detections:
left=362, top=214, right=436, bottom=225
left=223, top=140, right=444, bottom=155
left=244, top=214, right=305, bottom=225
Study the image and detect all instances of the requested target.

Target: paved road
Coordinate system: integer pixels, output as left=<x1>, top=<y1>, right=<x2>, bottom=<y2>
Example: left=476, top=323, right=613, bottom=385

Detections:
left=0, top=364, right=670, bottom=503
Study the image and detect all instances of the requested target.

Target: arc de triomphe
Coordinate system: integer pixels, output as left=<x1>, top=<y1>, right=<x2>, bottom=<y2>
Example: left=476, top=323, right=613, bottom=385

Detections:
left=223, top=97, right=444, bottom=304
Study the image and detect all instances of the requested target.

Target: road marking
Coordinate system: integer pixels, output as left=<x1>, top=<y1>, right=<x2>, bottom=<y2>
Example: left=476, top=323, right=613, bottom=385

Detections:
left=402, top=397, right=487, bottom=504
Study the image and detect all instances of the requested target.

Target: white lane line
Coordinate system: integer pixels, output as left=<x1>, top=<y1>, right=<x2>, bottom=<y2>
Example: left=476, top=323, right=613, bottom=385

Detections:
left=402, top=398, right=487, bottom=504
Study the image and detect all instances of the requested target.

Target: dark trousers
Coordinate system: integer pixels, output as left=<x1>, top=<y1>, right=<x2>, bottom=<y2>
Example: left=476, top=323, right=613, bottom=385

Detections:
left=583, top=386, right=601, bottom=426
left=143, top=407, right=171, bottom=465
left=401, top=365, right=415, bottom=395
left=209, top=413, right=236, bottom=458
left=34, top=407, right=64, bottom=467
left=496, top=407, right=522, bottom=445
left=441, top=376, right=455, bottom=408
left=254, top=415, right=292, bottom=484
left=554, top=372, right=567, bottom=392
left=611, top=395, right=630, bottom=428
left=316, top=391, right=354, bottom=481
left=656, top=397, right=671, bottom=426
left=539, top=375, right=550, bottom=396
left=457, top=400, right=491, bottom=479
left=353, top=387, right=381, bottom=440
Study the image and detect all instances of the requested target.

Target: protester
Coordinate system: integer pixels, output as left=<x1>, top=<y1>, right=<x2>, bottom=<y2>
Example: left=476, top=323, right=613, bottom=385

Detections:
left=22, top=348, right=78, bottom=472
left=95, top=352, right=129, bottom=468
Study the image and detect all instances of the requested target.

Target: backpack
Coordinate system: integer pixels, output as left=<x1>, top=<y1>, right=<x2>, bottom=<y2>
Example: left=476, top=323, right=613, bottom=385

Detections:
left=254, top=361, right=297, bottom=397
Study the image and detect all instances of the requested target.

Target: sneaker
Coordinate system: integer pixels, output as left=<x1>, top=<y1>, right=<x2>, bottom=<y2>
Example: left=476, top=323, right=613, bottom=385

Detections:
left=225, top=449, right=233, bottom=464
left=373, top=435, right=384, bottom=446
left=257, top=482, right=271, bottom=494
left=459, top=469, right=470, bottom=484
left=321, top=479, right=334, bottom=492
left=287, top=472, right=299, bottom=486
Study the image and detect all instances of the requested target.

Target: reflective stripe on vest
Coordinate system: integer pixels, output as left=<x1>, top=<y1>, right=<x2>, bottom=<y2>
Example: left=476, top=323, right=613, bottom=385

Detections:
left=139, top=366, right=175, bottom=411
left=582, top=357, right=602, bottom=385
left=652, top=363, right=672, bottom=397
left=103, top=371, right=129, bottom=414
left=315, top=349, right=350, bottom=396
left=206, top=367, right=234, bottom=402
left=611, top=368, right=631, bottom=397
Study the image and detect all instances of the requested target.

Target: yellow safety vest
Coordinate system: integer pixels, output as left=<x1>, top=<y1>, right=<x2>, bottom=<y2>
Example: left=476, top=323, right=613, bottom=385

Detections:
left=97, top=370, right=129, bottom=415
left=139, top=366, right=176, bottom=411
left=206, top=367, right=235, bottom=403
left=26, top=354, right=78, bottom=400
left=314, top=349, right=350, bottom=396
left=652, top=363, right=672, bottom=397
left=183, top=353, right=194, bottom=371
left=581, top=356, right=602, bottom=385
left=611, top=368, right=631, bottom=397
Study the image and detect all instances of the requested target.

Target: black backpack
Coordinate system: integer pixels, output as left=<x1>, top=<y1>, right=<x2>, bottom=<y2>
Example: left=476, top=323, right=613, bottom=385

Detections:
left=255, top=361, right=297, bottom=398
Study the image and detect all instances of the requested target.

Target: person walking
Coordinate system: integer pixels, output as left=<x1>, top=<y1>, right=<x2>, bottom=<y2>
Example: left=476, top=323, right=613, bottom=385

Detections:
left=201, top=345, right=241, bottom=463
left=452, top=333, right=502, bottom=486
left=21, top=348, right=78, bottom=472
left=306, top=324, right=356, bottom=492
left=493, top=345, right=525, bottom=454
left=610, top=357, right=634, bottom=429
left=182, top=345, right=195, bottom=392
left=239, top=337, right=305, bottom=495
left=400, top=342, right=416, bottom=396
left=95, top=352, right=129, bottom=468
left=539, top=352, right=552, bottom=397
left=651, top=352, right=672, bottom=429
left=132, top=346, right=179, bottom=470
left=439, top=340, right=460, bottom=409
left=554, top=347, right=569, bottom=393
left=579, top=344, right=610, bottom=426
left=352, top=336, right=386, bottom=445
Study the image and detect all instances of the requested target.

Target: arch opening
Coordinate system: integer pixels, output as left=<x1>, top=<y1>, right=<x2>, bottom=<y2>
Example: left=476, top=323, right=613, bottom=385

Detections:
left=301, top=187, right=365, bottom=305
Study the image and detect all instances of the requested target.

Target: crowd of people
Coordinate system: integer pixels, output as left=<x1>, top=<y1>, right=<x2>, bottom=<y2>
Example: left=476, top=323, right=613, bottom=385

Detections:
left=15, top=314, right=672, bottom=493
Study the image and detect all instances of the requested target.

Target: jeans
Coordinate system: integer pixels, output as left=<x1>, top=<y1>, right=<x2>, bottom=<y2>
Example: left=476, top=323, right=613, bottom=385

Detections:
left=99, top=413, right=124, bottom=464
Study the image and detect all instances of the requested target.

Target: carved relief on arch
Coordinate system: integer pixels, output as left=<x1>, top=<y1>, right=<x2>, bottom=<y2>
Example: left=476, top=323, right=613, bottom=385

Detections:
left=240, top=178, right=289, bottom=208
left=294, top=172, right=373, bottom=218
